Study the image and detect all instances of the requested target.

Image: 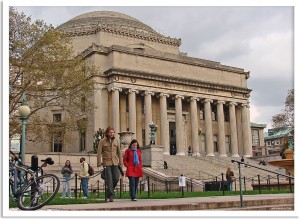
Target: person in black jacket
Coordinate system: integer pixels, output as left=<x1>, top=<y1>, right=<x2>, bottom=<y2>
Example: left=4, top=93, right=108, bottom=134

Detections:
left=61, top=160, right=73, bottom=198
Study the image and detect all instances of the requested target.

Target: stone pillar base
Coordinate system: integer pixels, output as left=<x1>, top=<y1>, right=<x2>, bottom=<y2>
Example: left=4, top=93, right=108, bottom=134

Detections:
left=206, top=153, right=215, bottom=157
left=176, top=152, right=185, bottom=156
left=141, top=145, right=164, bottom=168
left=231, top=154, right=240, bottom=158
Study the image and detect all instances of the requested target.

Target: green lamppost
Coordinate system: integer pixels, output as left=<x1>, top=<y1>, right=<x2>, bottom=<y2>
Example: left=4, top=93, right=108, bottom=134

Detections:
left=18, top=93, right=31, bottom=164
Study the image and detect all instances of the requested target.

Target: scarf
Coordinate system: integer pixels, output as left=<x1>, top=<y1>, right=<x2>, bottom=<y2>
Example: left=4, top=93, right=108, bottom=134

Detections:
left=130, top=146, right=139, bottom=166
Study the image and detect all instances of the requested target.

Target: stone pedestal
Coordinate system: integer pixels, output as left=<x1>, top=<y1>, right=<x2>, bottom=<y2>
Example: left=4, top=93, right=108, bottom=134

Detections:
left=141, top=144, right=163, bottom=168
left=118, top=131, right=134, bottom=153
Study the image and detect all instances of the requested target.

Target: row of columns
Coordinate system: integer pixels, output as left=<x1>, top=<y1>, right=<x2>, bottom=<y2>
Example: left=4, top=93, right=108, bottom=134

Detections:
left=104, top=86, right=252, bottom=157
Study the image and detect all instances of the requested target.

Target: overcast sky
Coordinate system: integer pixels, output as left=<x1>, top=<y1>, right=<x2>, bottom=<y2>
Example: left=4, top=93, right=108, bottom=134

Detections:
left=11, top=5, right=294, bottom=129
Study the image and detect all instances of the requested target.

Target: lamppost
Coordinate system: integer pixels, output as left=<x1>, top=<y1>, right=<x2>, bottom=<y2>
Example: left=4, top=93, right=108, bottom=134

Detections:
left=18, top=93, right=31, bottom=164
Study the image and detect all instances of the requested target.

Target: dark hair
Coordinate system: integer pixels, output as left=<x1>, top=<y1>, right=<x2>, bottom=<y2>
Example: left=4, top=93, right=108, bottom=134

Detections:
left=65, top=160, right=71, bottom=167
left=128, top=139, right=140, bottom=149
left=105, top=127, right=115, bottom=139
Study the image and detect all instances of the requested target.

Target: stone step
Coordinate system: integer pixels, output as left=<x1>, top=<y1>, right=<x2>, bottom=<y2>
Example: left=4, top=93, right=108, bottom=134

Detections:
left=42, top=194, right=294, bottom=211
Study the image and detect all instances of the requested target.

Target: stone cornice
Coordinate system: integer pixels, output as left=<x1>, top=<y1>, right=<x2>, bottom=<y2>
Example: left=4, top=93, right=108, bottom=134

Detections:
left=80, top=43, right=248, bottom=75
left=104, top=68, right=251, bottom=95
left=59, top=23, right=181, bottom=47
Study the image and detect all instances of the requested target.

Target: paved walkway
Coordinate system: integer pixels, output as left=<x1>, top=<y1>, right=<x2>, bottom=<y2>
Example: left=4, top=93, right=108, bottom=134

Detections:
left=40, top=193, right=293, bottom=211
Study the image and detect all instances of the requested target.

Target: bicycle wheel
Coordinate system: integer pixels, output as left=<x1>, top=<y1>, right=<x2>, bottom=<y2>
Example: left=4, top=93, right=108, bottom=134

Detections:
left=17, top=174, right=60, bottom=211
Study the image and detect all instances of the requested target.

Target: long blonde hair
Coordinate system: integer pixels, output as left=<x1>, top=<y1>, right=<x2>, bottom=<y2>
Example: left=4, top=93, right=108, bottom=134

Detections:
left=226, top=167, right=231, bottom=175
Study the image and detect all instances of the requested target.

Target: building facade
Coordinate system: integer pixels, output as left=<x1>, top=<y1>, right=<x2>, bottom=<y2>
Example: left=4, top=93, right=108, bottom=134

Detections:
left=26, top=11, right=253, bottom=157
left=264, top=127, right=294, bottom=157
left=250, top=123, right=266, bottom=157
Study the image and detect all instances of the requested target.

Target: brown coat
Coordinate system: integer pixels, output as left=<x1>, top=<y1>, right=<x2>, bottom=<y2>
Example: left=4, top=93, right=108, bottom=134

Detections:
left=97, top=137, right=123, bottom=167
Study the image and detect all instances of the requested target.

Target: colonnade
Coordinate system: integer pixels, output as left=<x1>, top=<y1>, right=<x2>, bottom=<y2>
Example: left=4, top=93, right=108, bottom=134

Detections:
left=98, top=85, right=252, bottom=157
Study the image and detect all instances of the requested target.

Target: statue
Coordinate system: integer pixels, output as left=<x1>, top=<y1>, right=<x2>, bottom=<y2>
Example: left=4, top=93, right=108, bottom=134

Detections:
left=149, top=121, right=157, bottom=145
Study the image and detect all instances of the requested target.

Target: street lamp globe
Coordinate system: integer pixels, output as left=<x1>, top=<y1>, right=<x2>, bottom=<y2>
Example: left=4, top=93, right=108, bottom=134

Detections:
left=19, top=105, right=31, bottom=117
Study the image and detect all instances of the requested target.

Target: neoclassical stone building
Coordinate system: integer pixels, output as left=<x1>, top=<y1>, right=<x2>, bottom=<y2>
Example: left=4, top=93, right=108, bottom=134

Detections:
left=27, top=11, right=253, bottom=157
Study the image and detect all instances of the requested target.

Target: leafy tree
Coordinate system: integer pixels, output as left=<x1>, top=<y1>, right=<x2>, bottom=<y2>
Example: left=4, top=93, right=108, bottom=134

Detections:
left=93, top=128, right=105, bottom=153
left=9, top=7, right=96, bottom=143
left=272, top=89, right=294, bottom=128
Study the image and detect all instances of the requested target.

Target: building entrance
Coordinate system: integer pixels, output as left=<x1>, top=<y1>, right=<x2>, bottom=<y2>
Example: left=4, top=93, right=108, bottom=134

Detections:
left=169, top=122, right=176, bottom=155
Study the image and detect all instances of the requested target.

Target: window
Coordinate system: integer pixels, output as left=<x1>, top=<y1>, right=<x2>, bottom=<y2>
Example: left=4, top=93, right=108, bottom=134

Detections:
left=266, top=141, right=271, bottom=146
left=200, top=134, right=206, bottom=152
left=53, top=114, right=61, bottom=123
left=53, top=132, right=63, bottom=152
left=167, top=99, right=175, bottom=110
left=224, top=106, right=230, bottom=122
left=213, top=135, right=218, bottom=152
left=225, top=135, right=231, bottom=153
left=80, top=132, right=86, bottom=152
left=252, top=129, right=259, bottom=146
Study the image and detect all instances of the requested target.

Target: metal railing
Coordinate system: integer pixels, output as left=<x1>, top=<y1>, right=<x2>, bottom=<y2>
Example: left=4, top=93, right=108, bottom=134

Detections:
left=231, top=159, right=294, bottom=207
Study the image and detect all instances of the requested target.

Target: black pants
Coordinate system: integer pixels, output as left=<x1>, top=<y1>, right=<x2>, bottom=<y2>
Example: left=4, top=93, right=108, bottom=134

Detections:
left=105, top=165, right=120, bottom=199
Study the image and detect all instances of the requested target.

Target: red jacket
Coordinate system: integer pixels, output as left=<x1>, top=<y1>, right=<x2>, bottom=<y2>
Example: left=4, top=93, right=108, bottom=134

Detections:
left=123, top=148, right=143, bottom=177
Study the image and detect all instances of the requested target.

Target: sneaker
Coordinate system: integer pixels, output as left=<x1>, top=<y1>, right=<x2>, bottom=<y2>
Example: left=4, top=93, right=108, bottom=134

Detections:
left=109, top=198, right=114, bottom=202
left=68, top=197, right=73, bottom=199
left=60, top=197, right=65, bottom=199
left=131, top=199, right=137, bottom=201
left=81, top=196, right=87, bottom=199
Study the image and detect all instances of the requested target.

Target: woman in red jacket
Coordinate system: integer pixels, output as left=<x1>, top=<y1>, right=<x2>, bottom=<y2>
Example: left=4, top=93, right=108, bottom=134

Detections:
left=123, top=139, right=143, bottom=201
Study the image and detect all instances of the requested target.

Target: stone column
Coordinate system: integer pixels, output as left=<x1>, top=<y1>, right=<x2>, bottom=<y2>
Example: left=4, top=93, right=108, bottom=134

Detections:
left=160, top=93, right=169, bottom=154
left=175, top=95, right=185, bottom=155
left=204, top=99, right=214, bottom=156
left=241, top=103, right=252, bottom=157
left=144, top=91, right=154, bottom=145
left=93, top=84, right=103, bottom=132
left=108, top=86, right=122, bottom=137
left=128, top=89, right=139, bottom=139
left=229, top=102, right=239, bottom=157
left=217, top=100, right=227, bottom=157
left=189, top=97, right=200, bottom=155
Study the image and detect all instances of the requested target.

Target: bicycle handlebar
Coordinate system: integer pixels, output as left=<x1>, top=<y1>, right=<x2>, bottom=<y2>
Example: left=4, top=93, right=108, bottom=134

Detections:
left=9, top=150, right=22, bottom=164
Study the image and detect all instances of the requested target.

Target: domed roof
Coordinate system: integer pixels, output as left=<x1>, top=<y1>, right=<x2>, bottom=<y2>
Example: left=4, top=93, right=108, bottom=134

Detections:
left=58, top=11, right=160, bottom=36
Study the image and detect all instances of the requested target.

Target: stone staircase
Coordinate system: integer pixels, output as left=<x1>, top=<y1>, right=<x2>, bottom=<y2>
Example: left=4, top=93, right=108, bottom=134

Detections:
left=152, top=154, right=289, bottom=191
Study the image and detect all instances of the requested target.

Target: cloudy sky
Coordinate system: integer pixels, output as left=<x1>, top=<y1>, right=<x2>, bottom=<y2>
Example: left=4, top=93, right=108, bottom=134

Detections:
left=10, top=4, right=294, bottom=129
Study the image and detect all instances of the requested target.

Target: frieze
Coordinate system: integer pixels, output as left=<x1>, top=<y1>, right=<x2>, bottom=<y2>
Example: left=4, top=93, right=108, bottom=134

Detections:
left=104, top=69, right=251, bottom=96
left=153, top=81, right=218, bottom=94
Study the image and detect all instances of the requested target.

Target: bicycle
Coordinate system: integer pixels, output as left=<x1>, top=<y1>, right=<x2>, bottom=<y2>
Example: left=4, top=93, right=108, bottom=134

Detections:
left=9, top=150, right=60, bottom=210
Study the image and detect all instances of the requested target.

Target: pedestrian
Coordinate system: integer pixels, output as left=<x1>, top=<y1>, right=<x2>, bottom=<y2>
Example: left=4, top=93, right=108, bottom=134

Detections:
left=123, top=139, right=143, bottom=201
left=163, top=161, right=168, bottom=169
left=79, top=157, right=89, bottom=199
left=61, top=160, right=73, bottom=198
left=97, top=127, right=123, bottom=202
left=226, top=167, right=235, bottom=191
left=188, top=146, right=192, bottom=156
left=241, top=156, right=245, bottom=163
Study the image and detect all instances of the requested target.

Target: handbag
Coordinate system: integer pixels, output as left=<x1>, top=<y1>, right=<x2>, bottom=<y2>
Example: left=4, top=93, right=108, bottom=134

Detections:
left=100, top=168, right=106, bottom=180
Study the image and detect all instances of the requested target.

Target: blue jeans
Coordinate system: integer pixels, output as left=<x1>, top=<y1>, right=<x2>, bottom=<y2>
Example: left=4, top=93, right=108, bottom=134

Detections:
left=81, top=178, right=89, bottom=197
left=62, top=176, right=72, bottom=197
left=228, top=181, right=233, bottom=191
left=128, top=176, right=139, bottom=200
